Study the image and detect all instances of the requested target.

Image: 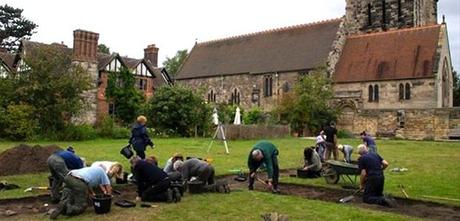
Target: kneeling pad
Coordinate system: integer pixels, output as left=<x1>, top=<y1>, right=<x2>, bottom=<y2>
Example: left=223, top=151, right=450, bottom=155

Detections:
left=115, top=199, right=136, bottom=208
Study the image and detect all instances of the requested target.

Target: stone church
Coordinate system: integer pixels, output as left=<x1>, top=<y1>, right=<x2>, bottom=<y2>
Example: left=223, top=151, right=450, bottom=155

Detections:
left=0, top=30, right=172, bottom=124
left=176, top=0, right=459, bottom=140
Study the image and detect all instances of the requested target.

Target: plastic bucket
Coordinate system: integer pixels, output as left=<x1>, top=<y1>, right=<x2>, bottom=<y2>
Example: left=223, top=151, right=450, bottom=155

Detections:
left=187, top=181, right=205, bottom=194
left=116, top=172, right=129, bottom=184
left=91, top=194, right=113, bottom=214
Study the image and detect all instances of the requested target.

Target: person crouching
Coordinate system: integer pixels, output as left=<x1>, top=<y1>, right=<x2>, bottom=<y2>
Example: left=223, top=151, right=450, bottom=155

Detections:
left=174, top=158, right=229, bottom=193
left=130, top=156, right=181, bottom=203
left=302, top=147, right=322, bottom=178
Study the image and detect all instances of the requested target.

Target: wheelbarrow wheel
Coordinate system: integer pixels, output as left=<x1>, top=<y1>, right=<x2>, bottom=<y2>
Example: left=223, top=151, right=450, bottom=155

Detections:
left=323, top=167, right=339, bottom=184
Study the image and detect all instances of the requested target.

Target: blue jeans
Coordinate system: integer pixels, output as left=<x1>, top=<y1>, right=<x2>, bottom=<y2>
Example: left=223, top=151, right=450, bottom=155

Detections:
left=368, top=145, right=377, bottom=153
left=316, top=143, right=326, bottom=162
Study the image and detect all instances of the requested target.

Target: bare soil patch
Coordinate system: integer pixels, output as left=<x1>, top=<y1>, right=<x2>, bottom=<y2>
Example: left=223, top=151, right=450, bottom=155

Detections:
left=0, top=144, right=62, bottom=176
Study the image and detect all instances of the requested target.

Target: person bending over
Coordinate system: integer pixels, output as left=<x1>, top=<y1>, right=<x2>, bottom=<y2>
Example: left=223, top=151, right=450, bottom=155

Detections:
left=248, top=140, right=280, bottom=193
left=302, top=147, right=322, bottom=178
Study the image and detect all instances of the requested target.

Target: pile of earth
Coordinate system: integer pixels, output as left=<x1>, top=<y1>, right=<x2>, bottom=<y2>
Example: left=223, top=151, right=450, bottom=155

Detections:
left=0, top=144, right=62, bottom=176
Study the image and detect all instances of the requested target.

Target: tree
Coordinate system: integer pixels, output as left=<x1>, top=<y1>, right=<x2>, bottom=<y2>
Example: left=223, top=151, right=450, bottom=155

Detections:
left=98, top=44, right=110, bottom=54
left=276, top=66, right=339, bottom=134
left=0, top=4, right=37, bottom=51
left=11, top=46, right=92, bottom=133
left=105, top=67, right=145, bottom=125
left=454, top=71, right=460, bottom=106
left=145, top=84, right=211, bottom=137
left=162, top=49, right=188, bottom=77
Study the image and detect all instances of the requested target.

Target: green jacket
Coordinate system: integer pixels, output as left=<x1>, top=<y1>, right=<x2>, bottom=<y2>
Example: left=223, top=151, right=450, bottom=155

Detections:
left=248, top=140, right=279, bottom=179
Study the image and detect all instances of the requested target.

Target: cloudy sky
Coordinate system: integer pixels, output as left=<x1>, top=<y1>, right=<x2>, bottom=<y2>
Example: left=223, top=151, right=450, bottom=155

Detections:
left=4, top=0, right=460, bottom=71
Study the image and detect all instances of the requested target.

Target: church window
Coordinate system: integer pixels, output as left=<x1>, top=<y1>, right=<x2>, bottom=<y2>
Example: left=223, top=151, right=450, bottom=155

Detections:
left=399, top=83, right=404, bottom=100
left=264, top=75, right=273, bottom=97
left=282, top=82, right=290, bottom=93
left=382, top=0, right=387, bottom=24
left=231, top=88, right=241, bottom=105
left=405, top=83, right=411, bottom=100
left=368, top=85, right=374, bottom=102
left=369, top=84, right=379, bottom=102
left=207, top=89, right=216, bottom=103
left=397, top=0, right=402, bottom=20
left=374, top=85, right=379, bottom=102
left=108, top=102, right=116, bottom=116
left=367, top=4, right=372, bottom=26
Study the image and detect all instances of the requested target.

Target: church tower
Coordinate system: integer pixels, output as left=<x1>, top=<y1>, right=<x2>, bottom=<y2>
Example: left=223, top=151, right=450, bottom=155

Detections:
left=345, top=0, right=438, bottom=34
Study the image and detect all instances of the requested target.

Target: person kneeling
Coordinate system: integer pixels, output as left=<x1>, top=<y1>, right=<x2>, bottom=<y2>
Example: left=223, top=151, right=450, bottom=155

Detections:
left=302, top=147, right=322, bottom=178
left=130, top=156, right=180, bottom=203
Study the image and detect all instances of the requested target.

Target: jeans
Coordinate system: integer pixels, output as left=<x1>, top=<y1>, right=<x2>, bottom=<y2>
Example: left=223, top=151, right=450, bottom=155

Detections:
left=363, top=175, right=387, bottom=206
left=47, top=154, right=69, bottom=202
left=134, top=148, right=146, bottom=159
left=316, top=143, right=326, bottom=162
left=368, top=145, right=377, bottom=154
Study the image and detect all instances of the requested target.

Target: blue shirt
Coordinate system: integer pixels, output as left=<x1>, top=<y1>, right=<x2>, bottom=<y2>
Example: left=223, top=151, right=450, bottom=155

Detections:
left=56, top=150, right=84, bottom=170
left=362, top=135, right=376, bottom=146
left=70, top=166, right=111, bottom=187
left=358, top=153, right=384, bottom=177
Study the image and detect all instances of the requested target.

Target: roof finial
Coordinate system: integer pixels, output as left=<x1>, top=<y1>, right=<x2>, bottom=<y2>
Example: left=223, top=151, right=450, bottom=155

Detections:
left=442, top=15, right=446, bottom=24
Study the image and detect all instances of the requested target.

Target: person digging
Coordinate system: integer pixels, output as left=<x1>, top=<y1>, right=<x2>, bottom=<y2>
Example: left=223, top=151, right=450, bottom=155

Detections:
left=130, top=156, right=181, bottom=203
left=248, top=140, right=280, bottom=193
left=174, top=158, right=230, bottom=194
left=47, top=146, right=84, bottom=203
left=49, top=165, right=112, bottom=219
left=357, top=144, right=396, bottom=207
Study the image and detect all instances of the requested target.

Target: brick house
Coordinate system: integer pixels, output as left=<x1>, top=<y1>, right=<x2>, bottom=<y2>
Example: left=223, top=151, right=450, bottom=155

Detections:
left=176, top=0, right=458, bottom=140
left=0, top=29, right=172, bottom=124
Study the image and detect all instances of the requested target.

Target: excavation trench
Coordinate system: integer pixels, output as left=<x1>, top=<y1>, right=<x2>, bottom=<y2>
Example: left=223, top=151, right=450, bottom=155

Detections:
left=1, top=171, right=460, bottom=221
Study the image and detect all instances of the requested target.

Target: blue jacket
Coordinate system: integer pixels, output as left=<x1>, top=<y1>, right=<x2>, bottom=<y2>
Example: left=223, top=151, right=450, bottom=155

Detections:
left=129, top=123, right=153, bottom=151
left=56, top=150, right=84, bottom=170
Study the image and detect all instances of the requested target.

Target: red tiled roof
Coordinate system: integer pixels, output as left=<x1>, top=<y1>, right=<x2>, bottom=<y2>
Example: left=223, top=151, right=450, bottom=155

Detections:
left=176, top=19, right=341, bottom=80
left=333, top=25, right=441, bottom=83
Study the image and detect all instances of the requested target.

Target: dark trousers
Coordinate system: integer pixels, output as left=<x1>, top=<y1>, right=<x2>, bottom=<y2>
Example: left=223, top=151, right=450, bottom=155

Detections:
left=249, top=155, right=279, bottom=189
left=141, top=178, right=171, bottom=202
left=47, top=154, right=69, bottom=202
left=304, top=170, right=321, bottom=178
left=363, top=175, right=387, bottom=206
left=61, top=175, right=88, bottom=216
left=134, top=148, right=146, bottom=159
left=324, top=141, right=338, bottom=161
left=198, top=166, right=215, bottom=185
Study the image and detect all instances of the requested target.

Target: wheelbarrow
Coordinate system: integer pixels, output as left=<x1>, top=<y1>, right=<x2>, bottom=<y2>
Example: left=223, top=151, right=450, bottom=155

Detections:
left=322, top=160, right=360, bottom=186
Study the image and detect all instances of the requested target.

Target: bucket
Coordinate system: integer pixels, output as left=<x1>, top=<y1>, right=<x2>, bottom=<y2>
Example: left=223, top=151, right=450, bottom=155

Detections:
left=116, top=172, right=129, bottom=184
left=91, top=194, right=113, bottom=214
left=187, top=181, right=205, bottom=194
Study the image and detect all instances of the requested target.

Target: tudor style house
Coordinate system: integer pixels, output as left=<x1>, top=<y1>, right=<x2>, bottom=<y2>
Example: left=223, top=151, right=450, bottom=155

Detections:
left=176, top=0, right=458, bottom=140
left=0, top=29, right=172, bottom=124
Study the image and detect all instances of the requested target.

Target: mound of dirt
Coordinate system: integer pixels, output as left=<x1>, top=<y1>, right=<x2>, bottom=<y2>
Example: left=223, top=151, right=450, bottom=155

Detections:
left=0, top=144, right=62, bottom=176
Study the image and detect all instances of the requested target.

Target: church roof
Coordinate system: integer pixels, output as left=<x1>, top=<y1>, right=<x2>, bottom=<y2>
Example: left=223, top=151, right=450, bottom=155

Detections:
left=176, top=19, right=342, bottom=80
left=333, top=25, right=442, bottom=83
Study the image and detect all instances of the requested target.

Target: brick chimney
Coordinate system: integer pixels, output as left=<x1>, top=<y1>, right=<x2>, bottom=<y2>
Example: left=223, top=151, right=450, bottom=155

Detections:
left=73, top=29, right=99, bottom=62
left=144, top=44, right=159, bottom=67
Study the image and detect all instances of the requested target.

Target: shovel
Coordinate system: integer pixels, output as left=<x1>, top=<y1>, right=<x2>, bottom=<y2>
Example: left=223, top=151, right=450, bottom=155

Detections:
left=339, top=189, right=360, bottom=203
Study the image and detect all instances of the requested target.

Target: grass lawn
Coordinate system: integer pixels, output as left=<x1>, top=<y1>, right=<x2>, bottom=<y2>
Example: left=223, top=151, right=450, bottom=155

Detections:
left=0, top=137, right=459, bottom=220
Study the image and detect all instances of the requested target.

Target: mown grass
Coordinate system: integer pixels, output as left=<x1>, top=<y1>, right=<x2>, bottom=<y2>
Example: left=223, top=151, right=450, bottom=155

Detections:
left=0, top=138, right=459, bottom=220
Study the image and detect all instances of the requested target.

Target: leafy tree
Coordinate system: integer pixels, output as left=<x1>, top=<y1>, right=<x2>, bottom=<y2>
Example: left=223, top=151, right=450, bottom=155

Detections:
left=98, top=44, right=110, bottom=54
left=163, top=49, right=188, bottom=77
left=276, top=66, right=338, bottom=134
left=0, top=4, right=37, bottom=51
left=453, top=71, right=459, bottom=107
left=105, top=67, right=145, bottom=125
left=146, top=84, right=211, bottom=137
left=11, top=46, right=91, bottom=133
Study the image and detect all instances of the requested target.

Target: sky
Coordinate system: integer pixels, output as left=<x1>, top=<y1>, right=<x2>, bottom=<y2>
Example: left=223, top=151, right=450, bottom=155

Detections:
left=3, top=0, right=460, bottom=71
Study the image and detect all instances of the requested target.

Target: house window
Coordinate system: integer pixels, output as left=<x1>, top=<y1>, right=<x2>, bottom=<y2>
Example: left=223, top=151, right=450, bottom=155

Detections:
left=207, top=89, right=216, bottom=103
left=367, top=4, right=372, bottom=26
left=368, top=84, right=379, bottom=102
left=264, top=75, right=273, bottom=97
left=399, top=83, right=411, bottom=101
left=231, top=88, right=241, bottom=105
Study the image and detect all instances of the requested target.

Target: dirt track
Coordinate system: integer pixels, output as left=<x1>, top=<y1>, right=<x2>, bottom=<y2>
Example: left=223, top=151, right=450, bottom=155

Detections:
left=1, top=171, right=460, bottom=220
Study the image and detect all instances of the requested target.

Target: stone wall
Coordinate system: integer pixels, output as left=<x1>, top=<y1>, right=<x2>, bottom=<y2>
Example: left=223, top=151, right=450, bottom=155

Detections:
left=334, top=78, right=437, bottom=110
left=72, top=61, right=98, bottom=125
left=337, top=107, right=460, bottom=140
left=178, top=71, right=299, bottom=111
left=344, top=0, right=437, bottom=35
left=224, top=124, right=290, bottom=140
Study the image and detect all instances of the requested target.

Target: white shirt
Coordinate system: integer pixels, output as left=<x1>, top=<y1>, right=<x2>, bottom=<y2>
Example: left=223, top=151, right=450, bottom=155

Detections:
left=316, top=135, right=325, bottom=144
left=91, top=161, right=117, bottom=174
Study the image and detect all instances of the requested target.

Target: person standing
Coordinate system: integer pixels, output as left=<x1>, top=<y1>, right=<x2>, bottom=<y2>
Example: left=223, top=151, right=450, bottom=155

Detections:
left=360, top=131, right=377, bottom=153
left=129, top=115, right=154, bottom=159
left=337, top=144, right=354, bottom=163
left=324, top=121, right=338, bottom=161
left=357, top=144, right=395, bottom=207
left=47, top=147, right=84, bottom=203
left=302, top=147, right=322, bottom=178
left=50, top=166, right=112, bottom=219
left=247, top=140, right=279, bottom=193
